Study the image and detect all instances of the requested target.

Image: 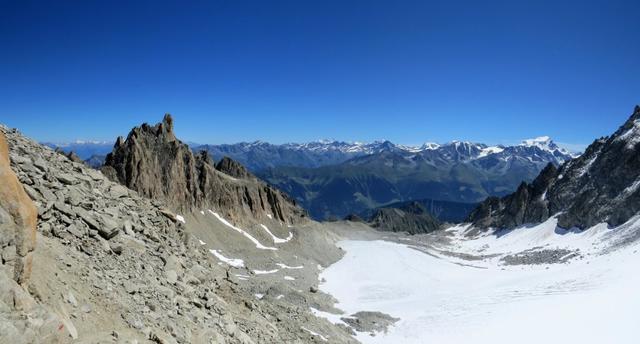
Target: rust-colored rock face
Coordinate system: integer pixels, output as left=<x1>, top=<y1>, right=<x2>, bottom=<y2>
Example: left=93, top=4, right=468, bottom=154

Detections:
left=0, top=132, right=37, bottom=286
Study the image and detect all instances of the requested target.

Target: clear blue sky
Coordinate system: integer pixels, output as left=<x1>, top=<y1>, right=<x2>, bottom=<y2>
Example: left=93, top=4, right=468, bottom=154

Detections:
left=1, top=0, right=638, bottom=150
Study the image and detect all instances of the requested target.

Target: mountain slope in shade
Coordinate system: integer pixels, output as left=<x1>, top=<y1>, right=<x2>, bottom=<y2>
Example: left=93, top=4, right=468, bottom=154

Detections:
left=258, top=137, right=572, bottom=220
left=369, top=201, right=441, bottom=234
left=468, top=105, right=640, bottom=230
left=363, top=198, right=478, bottom=224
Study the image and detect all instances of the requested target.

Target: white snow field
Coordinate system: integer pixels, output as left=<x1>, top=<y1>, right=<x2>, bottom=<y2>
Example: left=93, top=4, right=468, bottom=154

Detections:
left=319, top=217, right=640, bottom=344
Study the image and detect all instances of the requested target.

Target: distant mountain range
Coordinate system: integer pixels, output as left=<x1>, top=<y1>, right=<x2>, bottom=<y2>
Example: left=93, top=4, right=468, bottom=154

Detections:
left=253, top=137, right=573, bottom=220
left=195, top=137, right=573, bottom=171
left=194, top=140, right=395, bottom=171
left=46, top=136, right=574, bottom=222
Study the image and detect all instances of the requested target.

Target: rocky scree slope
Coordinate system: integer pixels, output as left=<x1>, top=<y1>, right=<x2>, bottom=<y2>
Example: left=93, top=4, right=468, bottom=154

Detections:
left=468, top=105, right=640, bottom=230
left=0, top=129, right=69, bottom=344
left=101, top=114, right=306, bottom=225
left=0, top=124, right=349, bottom=343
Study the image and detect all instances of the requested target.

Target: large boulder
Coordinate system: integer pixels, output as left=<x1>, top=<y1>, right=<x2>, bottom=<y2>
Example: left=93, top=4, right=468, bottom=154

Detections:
left=0, top=132, right=37, bottom=287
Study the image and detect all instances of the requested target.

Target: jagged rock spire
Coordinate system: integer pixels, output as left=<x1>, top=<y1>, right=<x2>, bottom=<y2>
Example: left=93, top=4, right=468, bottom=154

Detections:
left=102, top=115, right=306, bottom=223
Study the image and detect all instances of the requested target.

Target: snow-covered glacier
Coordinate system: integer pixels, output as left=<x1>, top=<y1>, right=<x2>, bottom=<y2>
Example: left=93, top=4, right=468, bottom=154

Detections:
left=318, top=218, right=640, bottom=343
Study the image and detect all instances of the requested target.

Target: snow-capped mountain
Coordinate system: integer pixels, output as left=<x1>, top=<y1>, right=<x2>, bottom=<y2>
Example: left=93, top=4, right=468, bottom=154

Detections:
left=45, top=135, right=573, bottom=172
left=255, top=137, right=573, bottom=221
left=196, top=137, right=573, bottom=172
left=469, top=105, right=640, bottom=230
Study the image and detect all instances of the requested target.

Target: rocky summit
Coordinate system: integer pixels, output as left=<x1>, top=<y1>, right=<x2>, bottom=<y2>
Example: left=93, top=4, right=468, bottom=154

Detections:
left=468, top=105, right=640, bottom=230
left=368, top=202, right=441, bottom=235
left=101, top=114, right=306, bottom=225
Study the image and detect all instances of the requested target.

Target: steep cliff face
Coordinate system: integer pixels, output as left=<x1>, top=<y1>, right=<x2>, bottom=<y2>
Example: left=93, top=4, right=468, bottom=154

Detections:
left=102, top=115, right=306, bottom=224
left=468, top=106, right=640, bottom=230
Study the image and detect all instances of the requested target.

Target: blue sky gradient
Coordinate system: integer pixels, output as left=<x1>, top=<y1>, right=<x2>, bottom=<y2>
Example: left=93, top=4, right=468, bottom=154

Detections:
left=1, top=0, right=638, bottom=149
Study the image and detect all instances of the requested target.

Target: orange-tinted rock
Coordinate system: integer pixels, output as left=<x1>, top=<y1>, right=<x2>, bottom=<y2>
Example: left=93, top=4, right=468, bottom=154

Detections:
left=0, top=132, right=37, bottom=287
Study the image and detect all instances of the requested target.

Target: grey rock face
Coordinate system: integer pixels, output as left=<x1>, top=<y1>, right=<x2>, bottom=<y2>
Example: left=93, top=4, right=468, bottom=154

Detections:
left=468, top=105, right=640, bottom=230
left=369, top=201, right=441, bottom=234
left=102, top=114, right=306, bottom=224
left=215, top=156, right=253, bottom=179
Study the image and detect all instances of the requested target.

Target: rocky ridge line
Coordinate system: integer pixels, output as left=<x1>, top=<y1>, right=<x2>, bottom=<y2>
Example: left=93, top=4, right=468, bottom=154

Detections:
left=101, top=114, right=306, bottom=225
left=468, top=105, right=640, bottom=230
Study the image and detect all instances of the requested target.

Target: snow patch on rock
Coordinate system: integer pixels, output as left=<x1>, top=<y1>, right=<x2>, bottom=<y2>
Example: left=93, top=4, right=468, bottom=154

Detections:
left=209, top=210, right=278, bottom=250
left=209, top=249, right=245, bottom=268
left=260, top=224, right=293, bottom=244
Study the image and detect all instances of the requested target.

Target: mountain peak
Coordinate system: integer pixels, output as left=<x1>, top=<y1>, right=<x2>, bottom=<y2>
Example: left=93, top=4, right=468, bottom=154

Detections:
left=469, top=106, right=640, bottom=230
left=162, top=113, right=173, bottom=131
left=102, top=115, right=305, bottom=223
left=420, top=142, right=441, bottom=150
left=519, top=136, right=566, bottom=154
left=521, top=136, right=552, bottom=146
left=612, top=106, right=640, bottom=149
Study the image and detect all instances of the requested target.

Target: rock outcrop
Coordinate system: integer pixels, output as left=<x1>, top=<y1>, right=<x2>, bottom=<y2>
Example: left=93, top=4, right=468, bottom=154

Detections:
left=54, top=147, right=84, bottom=164
left=102, top=114, right=306, bottom=224
left=369, top=201, right=441, bottom=234
left=215, top=156, right=253, bottom=179
left=0, top=131, right=37, bottom=287
left=468, top=105, right=640, bottom=230
left=343, top=213, right=364, bottom=222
